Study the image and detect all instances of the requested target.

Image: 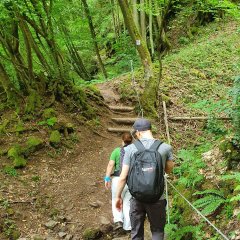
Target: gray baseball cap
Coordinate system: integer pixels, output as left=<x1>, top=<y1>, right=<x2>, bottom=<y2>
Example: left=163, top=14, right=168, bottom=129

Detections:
left=132, top=118, right=151, bottom=132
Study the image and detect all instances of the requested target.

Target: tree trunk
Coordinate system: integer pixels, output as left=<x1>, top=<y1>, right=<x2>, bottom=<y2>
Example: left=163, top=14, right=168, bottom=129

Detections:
left=118, top=0, right=159, bottom=116
left=58, top=21, right=91, bottom=81
left=140, top=0, right=146, bottom=42
left=117, top=0, right=153, bottom=80
left=81, top=0, right=108, bottom=79
left=110, top=0, right=119, bottom=39
left=132, top=0, right=140, bottom=31
left=149, top=0, right=154, bottom=57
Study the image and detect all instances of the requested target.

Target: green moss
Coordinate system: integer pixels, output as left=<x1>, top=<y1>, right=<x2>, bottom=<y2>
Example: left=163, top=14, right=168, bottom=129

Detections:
left=0, top=119, right=9, bottom=134
left=25, top=90, right=41, bottom=113
left=118, top=81, right=136, bottom=102
left=13, top=156, right=27, bottom=168
left=24, top=136, right=44, bottom=156
left=82, top=227, right=102, bottom=240
left=8, top=145, right=27, bottom=168
left=219, top=139, right=240, bottom=169
left=8, top=145, right=21, bottom=159
left=15, top=121, right=25, bottom=133
left=135, top=76, right=159, bottom=118
left=42, top=108, right=56, bottom=119
left=161, top=94, right=171, bottom=106
left=86, top=85, right=101, bottom=96
left=49, top=130, right=61, bottom=146
left=83, top=106, right=96, bottom=119
left=27, top=136, right=43, bottom=147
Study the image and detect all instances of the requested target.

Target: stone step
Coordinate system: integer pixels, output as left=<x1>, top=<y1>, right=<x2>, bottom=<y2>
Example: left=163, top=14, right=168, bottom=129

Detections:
left=108, top=106, right=134, bottom=112
left=107, top=127, right=132, bottom=133
left=111, top=117, right=137, bottom=124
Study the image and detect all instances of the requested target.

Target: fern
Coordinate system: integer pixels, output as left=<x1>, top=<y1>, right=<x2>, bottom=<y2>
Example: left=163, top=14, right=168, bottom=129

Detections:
left=221, top=172, right=240, bottom=182
left=201, top=198, right=226, bottom=215
left=193, top=189, right=226, bottom=216
left=193, top=189, right=224, bottom=198
left=230, top=195, right=240, bottom=202
left=222, top=173, right=240, bottom=203
left=166, top=224, right=204, bottom=240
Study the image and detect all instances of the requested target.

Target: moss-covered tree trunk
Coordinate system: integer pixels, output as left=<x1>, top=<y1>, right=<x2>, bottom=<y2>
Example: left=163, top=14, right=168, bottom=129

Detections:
left=140, top=0, right=146, bottom=42
left=118, top=0, right=153, bottom=80
left=118, top=0, right=159, bottom=116
left=132, top=0, right=140, bottom=31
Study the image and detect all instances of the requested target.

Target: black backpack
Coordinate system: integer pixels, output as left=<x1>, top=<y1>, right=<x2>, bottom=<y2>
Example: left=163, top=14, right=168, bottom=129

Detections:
left=127, top=140, right=164, bottom=203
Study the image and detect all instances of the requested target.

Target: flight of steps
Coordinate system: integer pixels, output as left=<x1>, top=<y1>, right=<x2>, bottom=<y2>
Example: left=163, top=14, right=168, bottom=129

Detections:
left=107, top=105, right=138, bottom=134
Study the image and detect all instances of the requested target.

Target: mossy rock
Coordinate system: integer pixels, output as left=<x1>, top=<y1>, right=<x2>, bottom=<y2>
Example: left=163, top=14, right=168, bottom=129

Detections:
left=8, top=145, right=27, bottom=168
left=53, top=121, right=75, bottom=136
left=42, top=108, right=56, bottom=119
left=26, top=136, right=43, bottom=147
left=82, top=227, right=102, bottom=240
left=13, top=156, right=27, bottom=168
left=24, top=136, right=44, bottom=156
left=219, top=139, right=240, bottom=169
left=49, top=130, right=61, bottom=146
left=8, top=145, right=22, bottom=159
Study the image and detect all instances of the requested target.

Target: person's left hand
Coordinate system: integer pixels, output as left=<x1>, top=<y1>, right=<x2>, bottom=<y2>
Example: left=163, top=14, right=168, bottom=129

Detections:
left=105, top=181, right=111, bottom=190
left=115, top=197, right=123, bottom=211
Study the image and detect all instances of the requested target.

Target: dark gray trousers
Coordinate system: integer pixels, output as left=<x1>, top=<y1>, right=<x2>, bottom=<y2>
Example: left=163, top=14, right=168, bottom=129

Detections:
left=130, top=198, right=166, bottom=240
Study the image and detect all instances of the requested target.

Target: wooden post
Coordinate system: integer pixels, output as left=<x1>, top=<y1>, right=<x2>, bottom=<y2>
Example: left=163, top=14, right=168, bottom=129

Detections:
left=162, top=101, right=171, bottom=144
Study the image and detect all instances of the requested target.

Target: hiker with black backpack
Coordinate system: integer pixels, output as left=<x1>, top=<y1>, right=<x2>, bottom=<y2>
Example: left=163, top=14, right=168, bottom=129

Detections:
left=104, top=132, right=133, bottom=233
left=115, top=118, right=174, bottom=240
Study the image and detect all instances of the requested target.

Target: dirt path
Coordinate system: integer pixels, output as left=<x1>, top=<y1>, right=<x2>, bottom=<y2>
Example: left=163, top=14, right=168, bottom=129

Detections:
left=0, top=81, right=131, bottom=240
left=37, top=82, right=129, bottom=239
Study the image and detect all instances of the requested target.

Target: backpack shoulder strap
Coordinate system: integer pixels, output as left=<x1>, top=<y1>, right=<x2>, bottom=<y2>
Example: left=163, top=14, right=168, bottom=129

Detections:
left=150, top=140, right=163, bottom=151
left=133, top=140, right=145, bottom=151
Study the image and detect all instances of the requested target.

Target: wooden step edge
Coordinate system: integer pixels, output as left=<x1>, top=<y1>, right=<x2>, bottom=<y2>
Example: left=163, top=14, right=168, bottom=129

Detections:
left=111, top=117, right=137, bottom=124
left=107, top=127, right=132, bottom=133
left=108, top=106, right=135, bottom=112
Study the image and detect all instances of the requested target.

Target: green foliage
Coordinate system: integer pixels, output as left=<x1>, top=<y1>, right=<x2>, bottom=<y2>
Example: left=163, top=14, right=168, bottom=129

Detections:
left=3, top=166, right=18, bottom=177
left=2, top=219, right=20, bottom=240
left=178, top=36, right=190, bottom=45
left=173, top=144, right=210, bottom=188
left=193, top=189, right=226, bottom=216
left=175, top=0, right=240, bottom=27
left=222, top=173, right=240, bottom=203
left=165, top=224, right=204, bottom=240
left=193, top=0, right=240, bottom=19
left=223, top=204, right=234, bottom=219
left=38, top=117, right=58, bottom=127
left=231, top=76, right=240, bottom=145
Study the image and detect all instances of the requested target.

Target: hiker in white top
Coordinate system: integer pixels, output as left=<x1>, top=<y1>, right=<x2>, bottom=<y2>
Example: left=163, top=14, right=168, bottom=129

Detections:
left=115, top=118, right=174, bottom=240
left=104, top=132, right=133, bottom=233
